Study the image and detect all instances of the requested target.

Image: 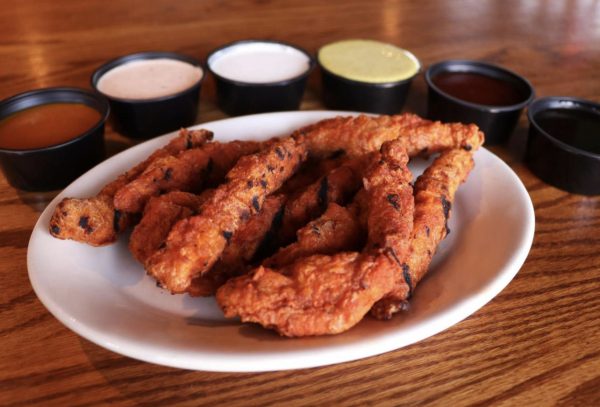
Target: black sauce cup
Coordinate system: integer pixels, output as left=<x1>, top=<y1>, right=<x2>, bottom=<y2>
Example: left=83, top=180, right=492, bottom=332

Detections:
left=92, top=51, right=203, bottom=139
left=525, top=97, right=600, bottom=195
left=0, top=87, right=109, bottom=191
left=425, top=60, right=534, bottom=145
left=207, top=40, right=315, bottom=116
left=319, top=64, right=419, bottom=115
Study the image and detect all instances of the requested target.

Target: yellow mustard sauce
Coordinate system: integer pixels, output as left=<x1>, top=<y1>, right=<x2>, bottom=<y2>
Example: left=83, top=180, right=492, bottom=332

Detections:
left=318, top=39, right=420, bottom=83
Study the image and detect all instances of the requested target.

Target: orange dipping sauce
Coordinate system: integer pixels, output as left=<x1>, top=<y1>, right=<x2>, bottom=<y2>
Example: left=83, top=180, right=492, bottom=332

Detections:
left=0, top=103, right=102, bottom=150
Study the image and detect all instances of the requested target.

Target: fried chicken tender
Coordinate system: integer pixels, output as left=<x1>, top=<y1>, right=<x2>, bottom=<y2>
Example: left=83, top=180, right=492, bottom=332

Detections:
left=202, top=140, right=269, bottom=186
left=295, top=113, right=483, bottom=158
left=103, top=129, right=214, bottom=197
left=48, top=129, right=212, bottom=246
left=217, top=140, right=414, bottom=336
left=371, top=148, right=476, bottom=320
left=219, top=253, right=387, bottom=336
left=187, top=194, right=287, bottom=297
left=129, top=191, right=210, bottom=263
left=264, top=202, right=364, bottom=268
left=278, top=157, right=366, bottom=242
left=48, top=195, right=123, bottom=246
left=278, top=153, right=347, bottom=196
left=363, top=141, right=415, bottom=261
left=114, top=140, right=262, bottom=213
left=146, top=137, right=308, bottom=293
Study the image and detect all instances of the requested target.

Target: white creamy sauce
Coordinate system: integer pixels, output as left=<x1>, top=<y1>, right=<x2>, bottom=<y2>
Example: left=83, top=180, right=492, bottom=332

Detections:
left=208, top=42, right=311, bottom=83
left=97, top=58, right=203, bottom=100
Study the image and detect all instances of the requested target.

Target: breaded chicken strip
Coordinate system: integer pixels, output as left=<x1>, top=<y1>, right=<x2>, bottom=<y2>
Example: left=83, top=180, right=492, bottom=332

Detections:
left=278, top=157, right=366, bottom=242
left=371, top=148, right=476, bottom=319
left=48, top=129, right=213, bottom=246
left=129, top=191, right=211, bottom=263
left=295, top=113, right=483, bottom=158
left=263, top=202, right=364, bottom=269
left=217, top=140, right=414, bottom=336
left=114, top=140, right=262, bottom=213
left=187, top=194, right=287, bottom=297
left=146, top=137, right=308, bottom=293
left=278, top=153, right=347, bottom=196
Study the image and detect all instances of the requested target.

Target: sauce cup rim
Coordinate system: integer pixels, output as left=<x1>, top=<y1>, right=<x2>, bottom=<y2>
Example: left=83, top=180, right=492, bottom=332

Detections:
left=527, top=96, right=600, bottom=160
left=316, top=40, right=421, bottom=86
left=206, top=39, right=316, bottom=87
left=425, top=59, right=535, bottom=113
left=91, top=51, right=205, bottom=103
left=0, top=86, right=110, bottom=154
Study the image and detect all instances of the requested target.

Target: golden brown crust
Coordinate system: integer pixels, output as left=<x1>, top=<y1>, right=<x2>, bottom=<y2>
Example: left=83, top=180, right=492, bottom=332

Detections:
left=145, top=137, right=308, bottom=293
left=113, top=140, right=262, bottom=214
left=201, top=140, right=264, bottom=186
left=278, top=157, right=366, bottom=242
left=129, top=191, right=209, bottom=264
left=296, top=113, right=483, bottom=159
left=264, top=202, right=364, bottom=269
left=48, top=114, right=483, bottom=337
left=278, top=154, right=347, bottom=196
left=217, top=253, right=395, bottom=337
left=216, top=140, right=414, bottom=336
left=48, top=195, right=124, bottom=247
left=113, top=149, right=210, bottom=213
left=48, top=129, right=213, bottom=246
left=296, top=114, right=424, bottom=158
left=101, top=129, right=213, bottom=197
left=370, top=148, right=475, bottom=320
left=187, top=194, right=287, bottom=297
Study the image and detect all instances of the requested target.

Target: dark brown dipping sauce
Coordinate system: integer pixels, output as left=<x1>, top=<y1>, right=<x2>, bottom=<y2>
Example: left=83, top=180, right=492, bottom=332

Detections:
left=535, top=108, right=600, bottom=154
left=0, top=103, right=101, bottom=150
left=432, top=71, right=525, bottom=106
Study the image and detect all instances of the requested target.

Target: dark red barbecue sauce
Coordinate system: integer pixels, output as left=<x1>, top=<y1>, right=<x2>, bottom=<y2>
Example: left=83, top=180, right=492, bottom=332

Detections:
left=432, top=71, right=525, bottom=107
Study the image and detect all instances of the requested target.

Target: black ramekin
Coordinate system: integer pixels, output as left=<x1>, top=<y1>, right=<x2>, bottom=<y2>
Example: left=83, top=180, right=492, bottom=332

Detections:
left=0, top=87, right=109, bottom=191
left=206, top=40, right=315, bottom=116
left=92, top=51, right=203, bottom=139
left=319, top=63, right=419, bottom=115
left=525, top=97, right=600, bottom=195
left=425, top=60, right=534, bottom=145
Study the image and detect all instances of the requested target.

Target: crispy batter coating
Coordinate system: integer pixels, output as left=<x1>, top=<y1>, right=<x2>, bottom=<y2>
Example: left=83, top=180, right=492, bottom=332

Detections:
left=114, top=150, right=210, bottom=214
left=48, top=195, right=124, bottom=246
left=264, top=202, right=364, bottom=269
left=48, top=129, right=212, bottom=246
left=114, top=140, right=262, bottom=213
left=201, top=140, right=266, bottom=186
left=279, top=157, right=366, bottom=242
left=218, top=253, right=393, bottom=336
left=278, top=153, right=347, bottom=196
left=363, top=140, right=415, bottom=260
left=187, top=194, right=287, bottom=297
left=217, top=140, right=414, bottom=336
left=295, top=113, right=483, bottom=158
left=371, top=148, right=475, bottom=319
left=146, top=137, right=308, bottom=293
left=102, top=129, right=214, bottom=196
left=49, top=114, right=483, bottom=337
left=129, top=191, right=209, bottom=263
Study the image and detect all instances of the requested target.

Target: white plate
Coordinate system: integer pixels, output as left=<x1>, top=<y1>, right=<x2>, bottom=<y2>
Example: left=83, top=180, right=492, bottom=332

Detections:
left=28, top=111, right=535, bottom=372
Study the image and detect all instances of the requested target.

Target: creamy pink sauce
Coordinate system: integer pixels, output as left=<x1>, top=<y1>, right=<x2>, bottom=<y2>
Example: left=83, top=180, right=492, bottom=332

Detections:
left=97, top=58, right=203, bottom=100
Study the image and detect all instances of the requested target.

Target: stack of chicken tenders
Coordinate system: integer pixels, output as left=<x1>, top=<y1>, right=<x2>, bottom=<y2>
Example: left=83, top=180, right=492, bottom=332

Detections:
left=49, top=113, right=484, bottom=337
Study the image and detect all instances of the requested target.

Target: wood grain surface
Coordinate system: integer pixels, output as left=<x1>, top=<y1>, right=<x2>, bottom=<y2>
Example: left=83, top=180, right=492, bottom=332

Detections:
left=1, top=0, right=600, bottom=405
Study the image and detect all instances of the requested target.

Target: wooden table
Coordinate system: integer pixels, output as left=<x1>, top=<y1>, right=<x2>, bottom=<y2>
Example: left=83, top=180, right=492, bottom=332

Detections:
left=2, top=1, right=599, bottom=405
